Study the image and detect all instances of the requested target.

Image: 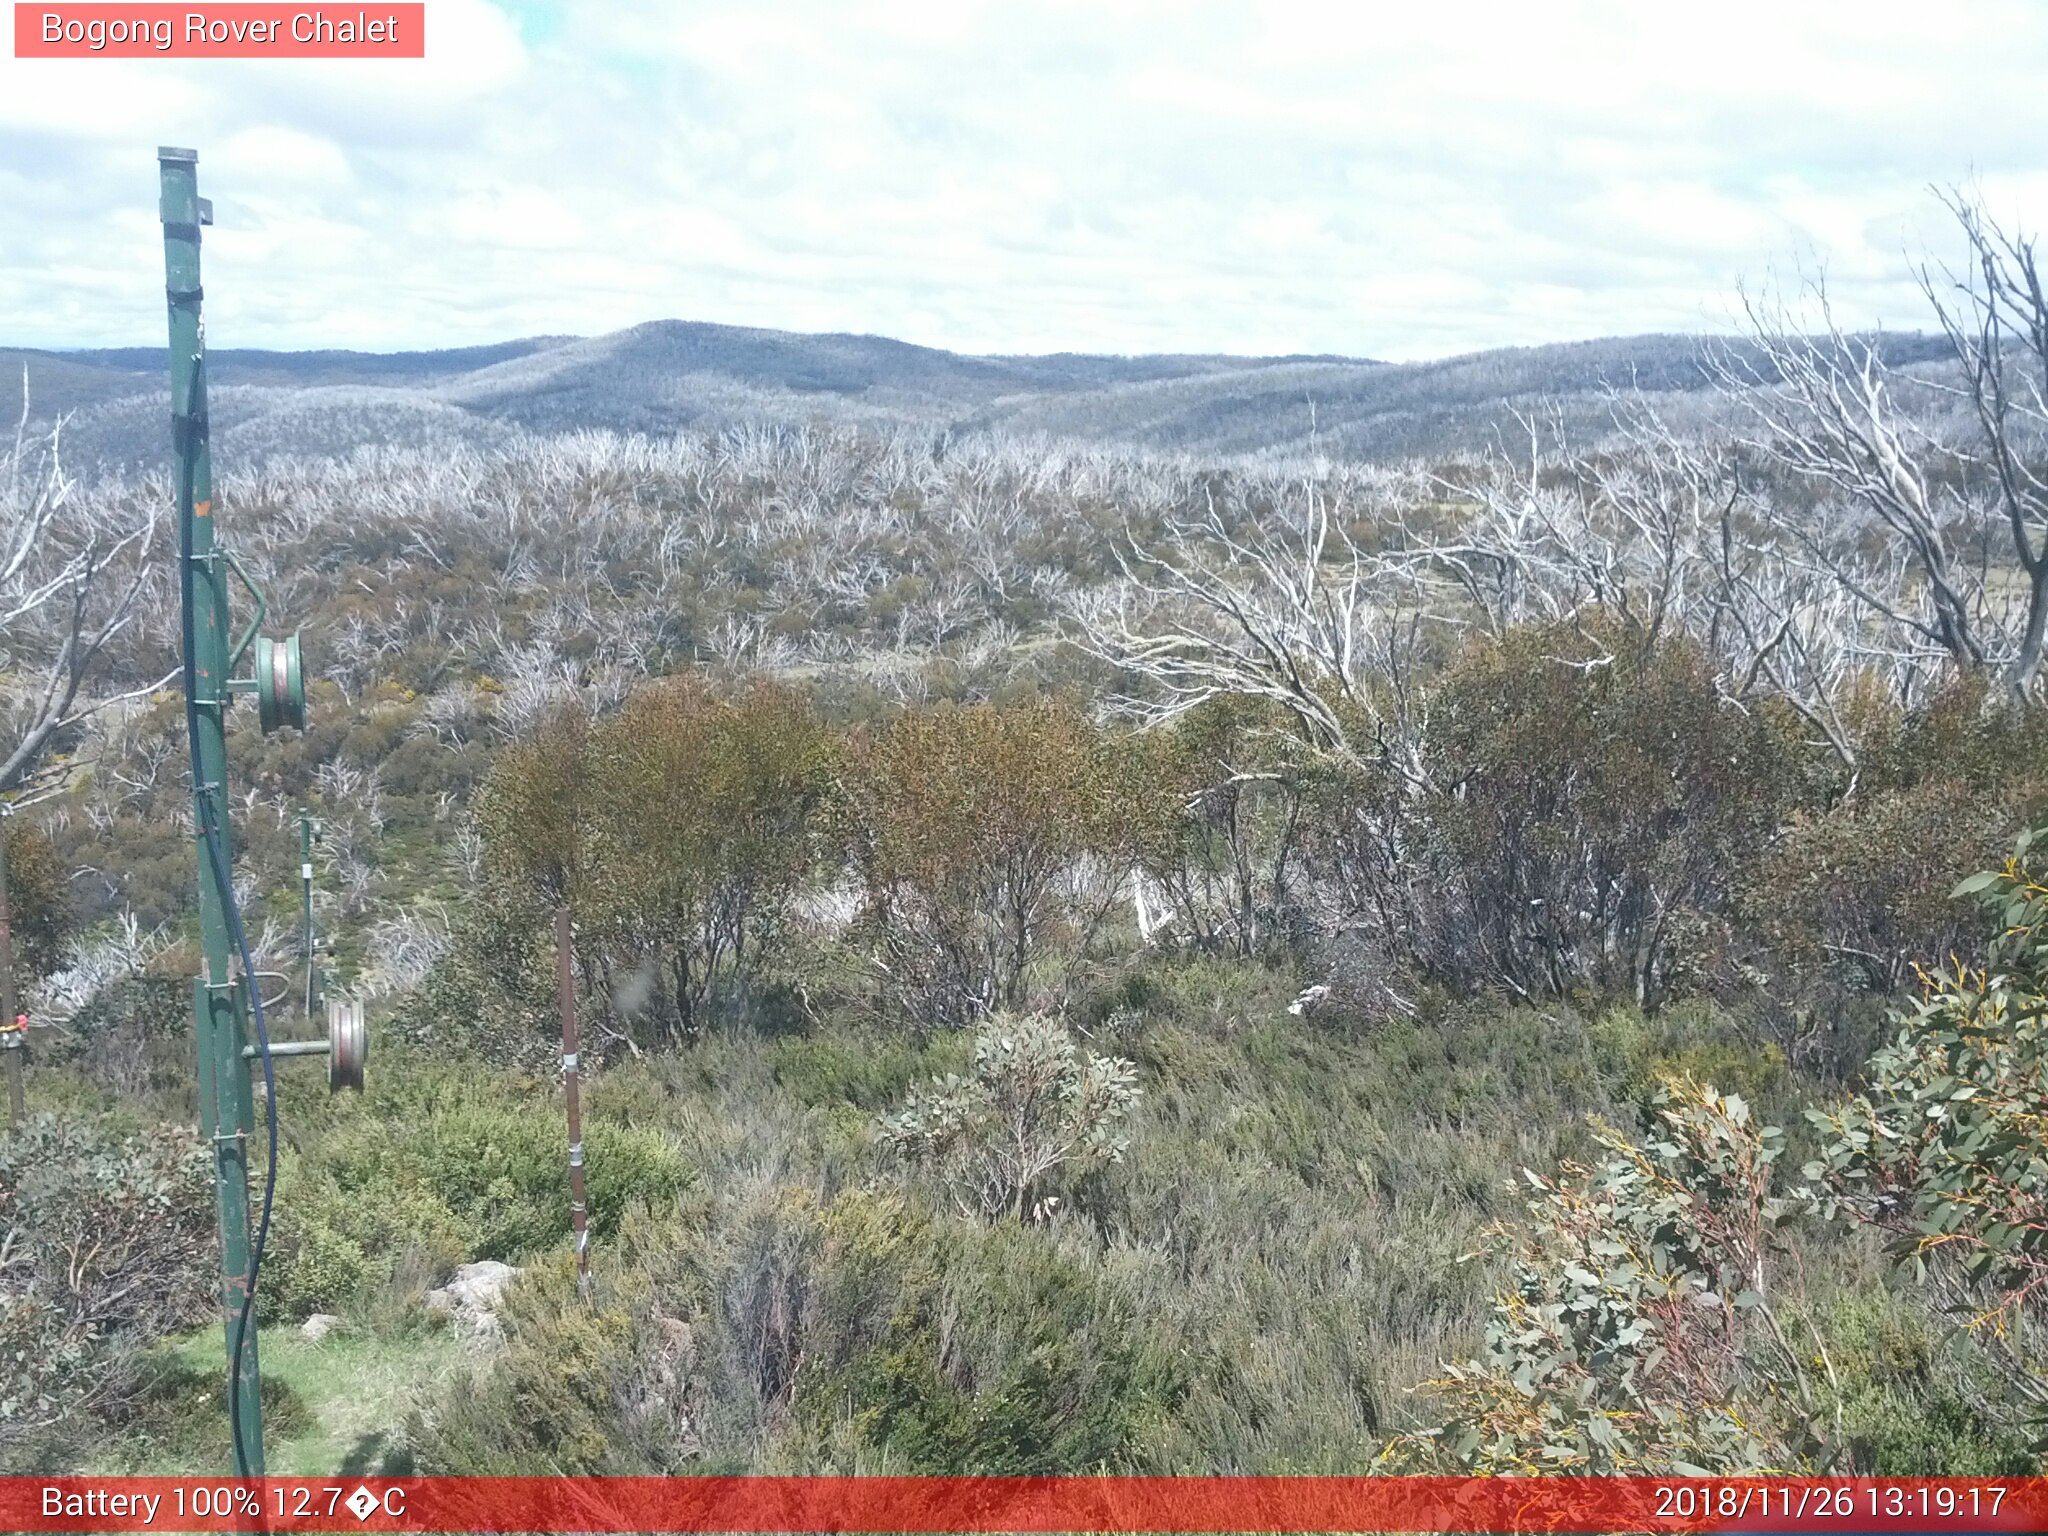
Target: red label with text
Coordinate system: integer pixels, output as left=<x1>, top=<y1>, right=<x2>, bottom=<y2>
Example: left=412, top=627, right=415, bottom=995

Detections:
left=13, top=4, right=424, bottom=57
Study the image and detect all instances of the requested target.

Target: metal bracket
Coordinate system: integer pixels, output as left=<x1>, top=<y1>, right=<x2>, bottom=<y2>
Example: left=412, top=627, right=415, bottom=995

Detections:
left=241, top=1039, right=330, bottom=1060
left=221, top=547, right=269, bottom=674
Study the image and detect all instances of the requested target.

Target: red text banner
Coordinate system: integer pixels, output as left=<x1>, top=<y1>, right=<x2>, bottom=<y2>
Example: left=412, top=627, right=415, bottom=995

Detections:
left=14, top=5, right=425, bottom=58
left=6, top=1477, right=2048, bottom=1534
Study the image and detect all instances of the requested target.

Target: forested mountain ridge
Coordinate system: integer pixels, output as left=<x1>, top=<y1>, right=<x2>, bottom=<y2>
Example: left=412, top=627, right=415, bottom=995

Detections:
left=3, top=320, right=1955, bottom=472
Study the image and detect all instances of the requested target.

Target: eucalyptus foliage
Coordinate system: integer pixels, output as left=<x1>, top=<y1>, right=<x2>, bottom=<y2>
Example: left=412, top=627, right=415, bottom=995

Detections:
left=879, top=1011, right=1139, bottom=1221
left=1803, top=826, right=2048, bottom=1429
left=1403, top=1079, right=1824, bottom=1475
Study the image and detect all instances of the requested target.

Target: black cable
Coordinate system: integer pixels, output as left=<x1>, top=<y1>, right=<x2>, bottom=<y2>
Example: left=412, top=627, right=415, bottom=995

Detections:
left=176, top=375, right=278, bottom=1479
left=204, top=803, right=278, bottom=1480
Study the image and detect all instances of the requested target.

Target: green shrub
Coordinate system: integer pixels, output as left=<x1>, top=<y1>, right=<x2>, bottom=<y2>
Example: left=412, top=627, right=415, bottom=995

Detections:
left=1303, top=620, right=1799, bottom=1005
left=838, top=698, right=1149, bottom=1029
left=388, top=910, right=557, bottom=1069
left=769, top=1031, right=969, bottom=1112
left=262, top=1158, right=475, bottom=1327
left=880, top=1011, right=1139, bottom=1222
left=0, top=1112, right=213, bottom=1462
left=274, top=1223, right=371, bottom=1319
left=32, top=973, right=191, bottom=1105
left=1, top=813, right=70, bottom=981
left=311, top=1097, right=690, bottom=1265
left=1818, top=1289, right=2037, bottom=1475
left=263, top=1051, right=694, bottom=1323
left=417, top=1178, right=1195, bottom=1477
left=422, top=1106, right=691, bottom=1257
left=413, top=1253, right=662, bottom=1474
left=1129, top=696, right=1309, bottom=957
left=474, top=679, right=836, bottom=1049
left=1802, top=827, right=2048, bottom=1440
left=1396, top=1079, right=1821, bottom=1474
left=1745, top=778, right=2037, bottom=996
left=796, top=1191, right=1185, bottom=1473
left=1743, top=683, right=2048, bottom=1009
left=586, top=678, right=836, bottom=1041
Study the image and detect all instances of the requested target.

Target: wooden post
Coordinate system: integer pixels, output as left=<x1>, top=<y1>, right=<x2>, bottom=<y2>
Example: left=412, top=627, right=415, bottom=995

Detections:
left=555, top=904, right=590, bottom=1295
left=1, top=803, right=21, bottom=1129
left=299, top=810, right=319, bottom=1018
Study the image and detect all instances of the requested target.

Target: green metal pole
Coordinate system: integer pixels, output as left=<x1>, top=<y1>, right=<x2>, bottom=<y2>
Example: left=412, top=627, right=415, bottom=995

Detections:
left=160, top=145, right=265, bottom=1477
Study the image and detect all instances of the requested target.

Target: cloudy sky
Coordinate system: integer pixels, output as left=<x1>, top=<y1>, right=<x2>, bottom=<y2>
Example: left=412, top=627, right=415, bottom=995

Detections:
left=4, top=0, right=2047, bottom=360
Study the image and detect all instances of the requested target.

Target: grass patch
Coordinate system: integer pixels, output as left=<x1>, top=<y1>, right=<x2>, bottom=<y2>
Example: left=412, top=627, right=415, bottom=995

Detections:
left=122, top=1325, right=463, bottom=1476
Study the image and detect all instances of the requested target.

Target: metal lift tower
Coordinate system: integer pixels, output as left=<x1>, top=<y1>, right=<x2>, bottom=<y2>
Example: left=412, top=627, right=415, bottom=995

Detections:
left=158, top=145, right=361, bottom=1479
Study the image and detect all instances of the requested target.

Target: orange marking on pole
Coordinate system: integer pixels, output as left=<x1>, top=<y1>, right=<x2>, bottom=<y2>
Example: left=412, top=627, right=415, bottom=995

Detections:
left=194, top=500, right=211, bottom=517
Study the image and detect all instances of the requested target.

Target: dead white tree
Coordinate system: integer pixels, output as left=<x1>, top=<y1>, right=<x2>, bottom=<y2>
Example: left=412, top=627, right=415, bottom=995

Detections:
left=2, top=383, right=169, bottom=794
left=1435, top=398, right=1894, bottom=775
left=1705, top=512, right=1878, bottom=775
left=1425, top=400, right=1728, bottom=650
left=1921, top=188, right=2048, bottom=700
left=1076, top=478, right=1436, bottom=786
left=1716, top=189, right=2048, bottom=706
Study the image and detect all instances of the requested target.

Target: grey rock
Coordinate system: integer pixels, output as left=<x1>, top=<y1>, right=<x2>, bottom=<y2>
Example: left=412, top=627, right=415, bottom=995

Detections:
left=424, top=1260, right=522, bottom=1344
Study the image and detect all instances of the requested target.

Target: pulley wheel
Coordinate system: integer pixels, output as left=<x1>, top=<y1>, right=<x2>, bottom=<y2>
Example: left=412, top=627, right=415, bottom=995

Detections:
left=326, top=999, right=366, bottom=1092
left=255, top=632, right=307, bottom=735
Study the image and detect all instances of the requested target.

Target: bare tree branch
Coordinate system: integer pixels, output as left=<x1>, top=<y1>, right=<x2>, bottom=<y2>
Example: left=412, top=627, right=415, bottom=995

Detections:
left=1, top=374, right=167, bottom=794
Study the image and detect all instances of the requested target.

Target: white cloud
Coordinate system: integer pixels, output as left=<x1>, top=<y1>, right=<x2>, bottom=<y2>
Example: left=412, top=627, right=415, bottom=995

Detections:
left=2, top=0, right=2046, bottom=359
